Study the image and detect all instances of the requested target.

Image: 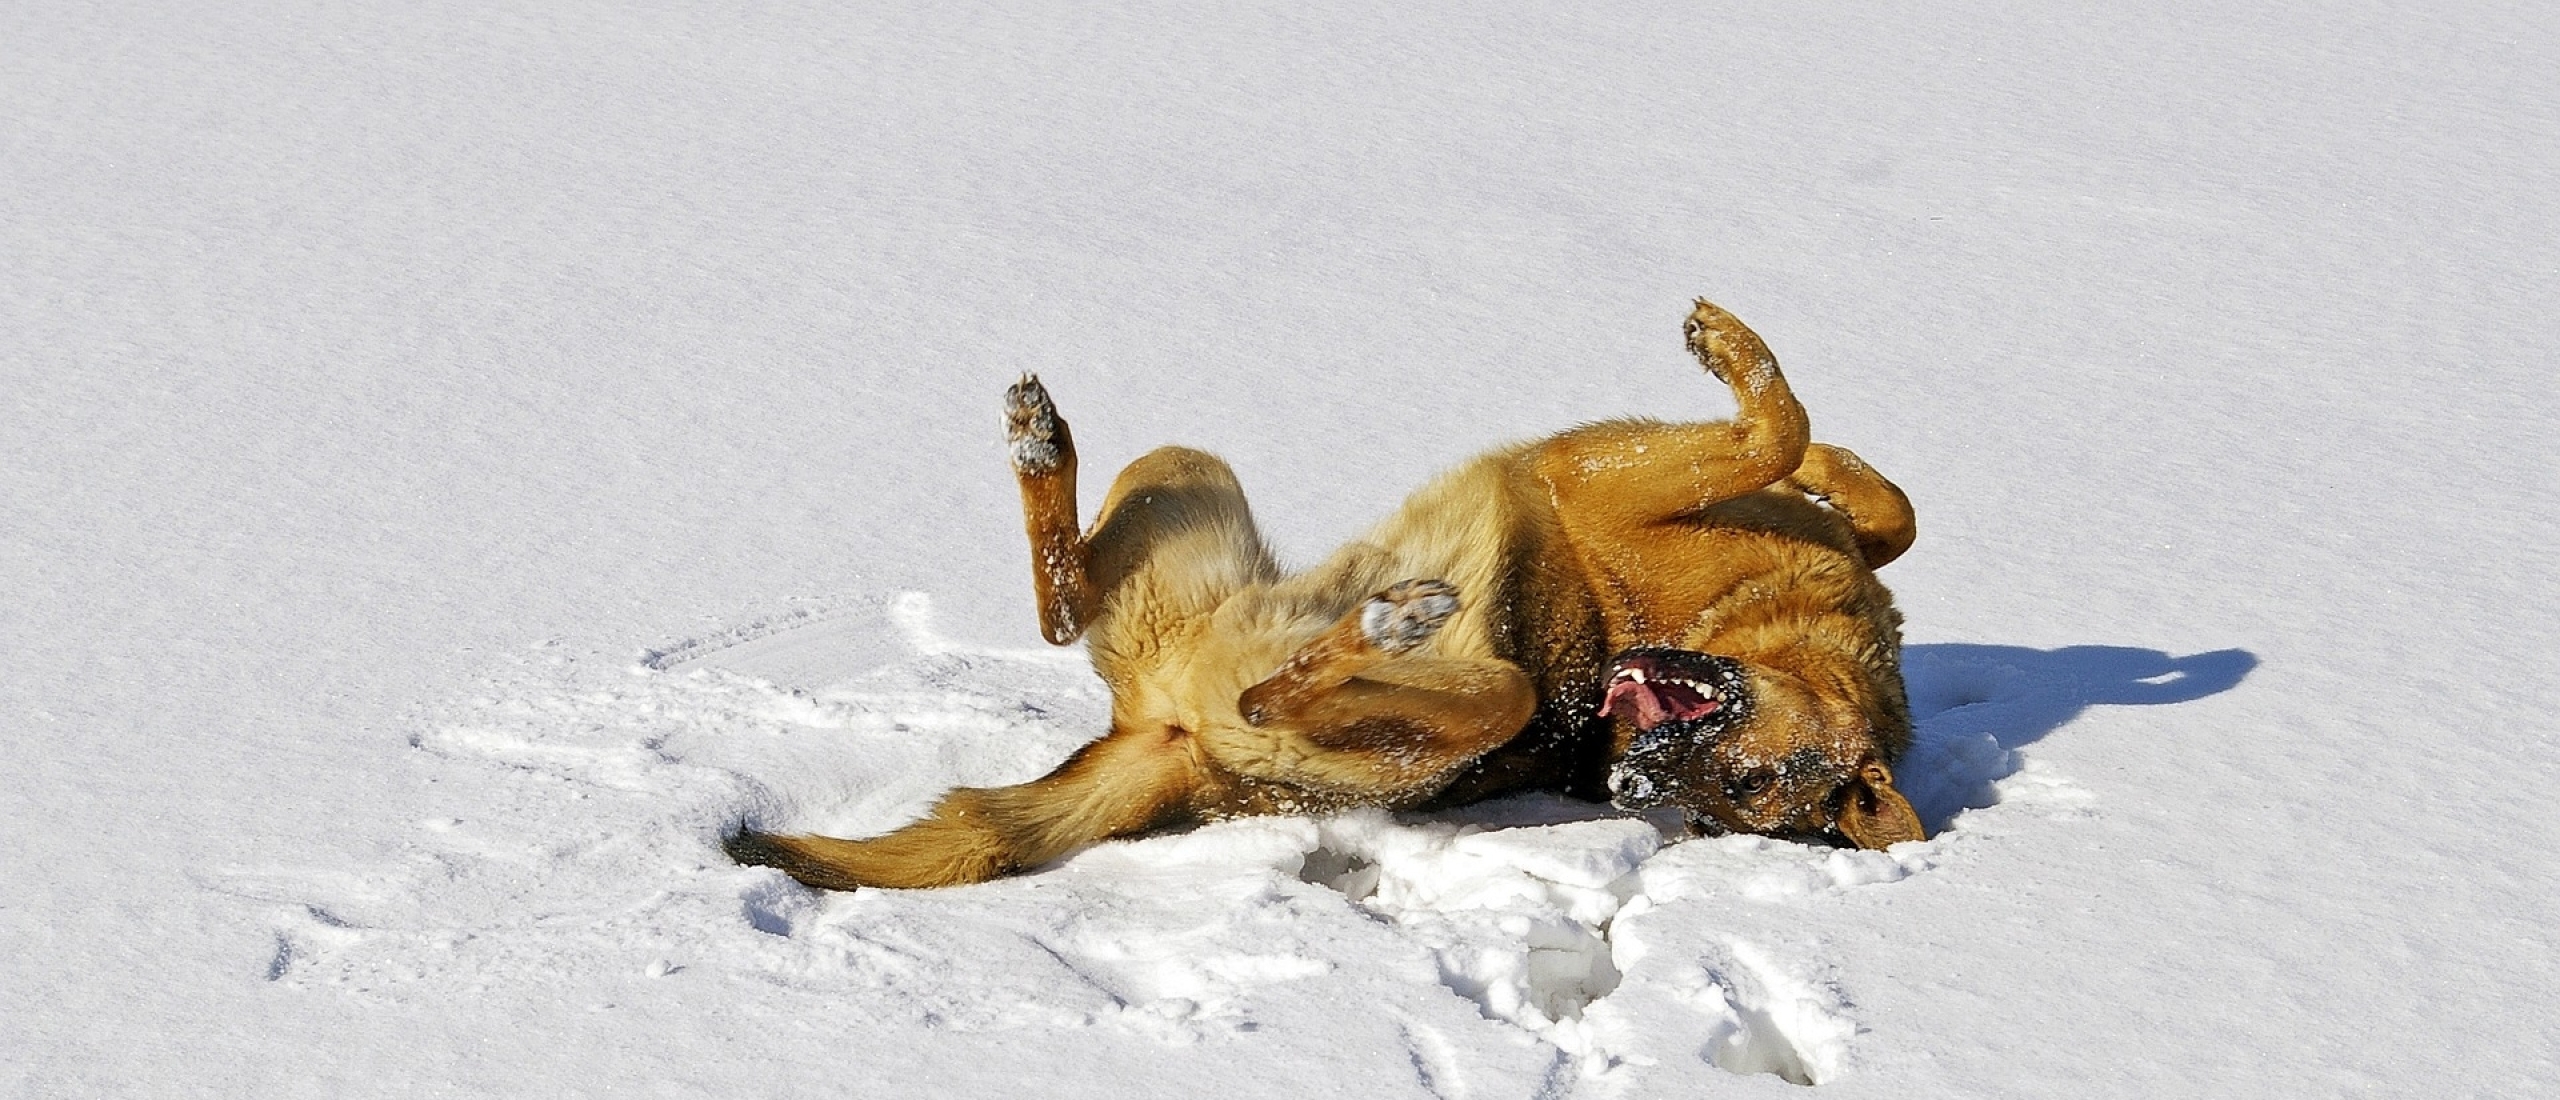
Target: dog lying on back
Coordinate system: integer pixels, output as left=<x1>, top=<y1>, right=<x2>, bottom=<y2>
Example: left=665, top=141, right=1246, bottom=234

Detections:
left=728, top=299, right=1923, bottom=889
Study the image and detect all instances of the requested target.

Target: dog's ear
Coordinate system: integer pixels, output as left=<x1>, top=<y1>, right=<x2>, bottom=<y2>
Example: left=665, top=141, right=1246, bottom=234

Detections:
left=1834, top=762, right=1926, bottom=849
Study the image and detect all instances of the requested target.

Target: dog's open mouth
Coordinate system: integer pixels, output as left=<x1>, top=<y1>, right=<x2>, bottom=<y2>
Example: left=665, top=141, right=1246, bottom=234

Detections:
left=1600, top=653, right=1725, bottom=732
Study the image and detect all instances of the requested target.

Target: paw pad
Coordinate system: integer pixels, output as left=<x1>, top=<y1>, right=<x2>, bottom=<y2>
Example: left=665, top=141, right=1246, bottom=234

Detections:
left=1360, top=579, right=1460, bottom=652
left=1005, top=374, right=1063, bottom=473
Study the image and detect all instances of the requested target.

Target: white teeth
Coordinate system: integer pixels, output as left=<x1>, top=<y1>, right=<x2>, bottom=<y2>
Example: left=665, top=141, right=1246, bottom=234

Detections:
left=1610, top=667, right=1720, bottom=703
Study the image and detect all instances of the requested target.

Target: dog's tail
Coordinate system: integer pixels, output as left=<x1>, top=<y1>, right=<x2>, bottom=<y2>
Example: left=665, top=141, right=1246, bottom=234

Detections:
left=724, top=722, right=1204, bottom=890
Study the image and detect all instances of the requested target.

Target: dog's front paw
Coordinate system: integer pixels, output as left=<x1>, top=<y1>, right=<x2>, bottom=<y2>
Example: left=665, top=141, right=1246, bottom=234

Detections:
left=1360, top=579, right=1460, bottom=653
left=1683, top=298, right=1778, bottom=393
left=1005, top=373, right=1065, bottom=475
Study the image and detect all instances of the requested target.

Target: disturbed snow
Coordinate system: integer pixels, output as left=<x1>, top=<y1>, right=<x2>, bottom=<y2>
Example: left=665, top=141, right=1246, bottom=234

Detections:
left=238, top=593, right=2148, bottom=1088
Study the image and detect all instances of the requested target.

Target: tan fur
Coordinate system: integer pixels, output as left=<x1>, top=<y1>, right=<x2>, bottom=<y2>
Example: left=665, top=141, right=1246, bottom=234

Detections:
left=729, top=299, right=1922, bottom=889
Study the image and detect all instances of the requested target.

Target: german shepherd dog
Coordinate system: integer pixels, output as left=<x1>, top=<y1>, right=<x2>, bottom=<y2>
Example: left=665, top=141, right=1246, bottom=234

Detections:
left=727, top=299, right=1924, bottom=890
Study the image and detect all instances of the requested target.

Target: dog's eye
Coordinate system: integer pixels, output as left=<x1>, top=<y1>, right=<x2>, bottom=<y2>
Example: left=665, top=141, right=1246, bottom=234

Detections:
left=1727, top=770, right=1775, bottom=800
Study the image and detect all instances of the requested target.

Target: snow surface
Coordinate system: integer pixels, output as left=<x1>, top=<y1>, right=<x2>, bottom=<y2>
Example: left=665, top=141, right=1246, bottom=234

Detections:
left=6, top=1, right=2559, bottom=1096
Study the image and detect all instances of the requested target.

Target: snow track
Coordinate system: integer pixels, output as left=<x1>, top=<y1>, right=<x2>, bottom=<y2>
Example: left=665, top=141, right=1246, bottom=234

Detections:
left=224, top=595, right=2236, bottom=1089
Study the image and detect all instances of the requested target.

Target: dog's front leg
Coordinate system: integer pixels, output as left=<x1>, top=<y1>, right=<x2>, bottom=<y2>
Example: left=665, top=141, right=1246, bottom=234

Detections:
left=1787, top=443, right=1917, bottom=569
left=1535, top=299, right=1812, bottom=528
left=1006, top=374, right=1098, bottom=644
left=1236, top=581, right=1537, bottom=796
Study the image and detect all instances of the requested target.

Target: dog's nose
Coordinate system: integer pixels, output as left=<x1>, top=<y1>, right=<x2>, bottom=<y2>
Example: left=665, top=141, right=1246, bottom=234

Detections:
left=1607, top=766, right=1657, bottom=809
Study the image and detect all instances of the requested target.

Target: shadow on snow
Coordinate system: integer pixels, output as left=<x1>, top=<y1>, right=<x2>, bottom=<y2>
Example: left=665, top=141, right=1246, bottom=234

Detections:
left=1897, top=643, right=2258, bottom=830
left=1433, top=642, right=2259, bottom=838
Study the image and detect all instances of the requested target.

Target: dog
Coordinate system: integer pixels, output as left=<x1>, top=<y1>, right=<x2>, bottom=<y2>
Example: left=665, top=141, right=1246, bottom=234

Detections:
left=727, top=299, right=1924, bottom=890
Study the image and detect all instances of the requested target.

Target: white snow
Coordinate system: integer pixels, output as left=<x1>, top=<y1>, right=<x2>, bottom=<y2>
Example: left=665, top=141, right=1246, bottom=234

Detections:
left=7, top=1, right=2559, bottom=1096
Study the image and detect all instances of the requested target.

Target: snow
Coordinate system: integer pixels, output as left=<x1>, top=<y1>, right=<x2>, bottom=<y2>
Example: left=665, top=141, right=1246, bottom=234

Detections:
left=6, top=1, right=2559, bottom=1095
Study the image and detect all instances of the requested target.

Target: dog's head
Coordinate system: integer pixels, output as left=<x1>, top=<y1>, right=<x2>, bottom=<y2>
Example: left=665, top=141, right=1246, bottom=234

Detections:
left=1599, top=647, right=1925, bottom=849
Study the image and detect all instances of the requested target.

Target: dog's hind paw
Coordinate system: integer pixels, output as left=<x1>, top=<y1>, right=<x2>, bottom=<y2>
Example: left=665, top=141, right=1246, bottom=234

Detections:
left=1005, top=373, right=1066, bottom=475
left=1360, top=579, right=1460, bottom=653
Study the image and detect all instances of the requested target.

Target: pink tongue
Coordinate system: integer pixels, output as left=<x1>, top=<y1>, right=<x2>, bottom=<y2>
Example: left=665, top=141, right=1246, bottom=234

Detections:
left=1603, top=678, right=1676, bottom=729
left=1603, top=676, right=1723, bottom=730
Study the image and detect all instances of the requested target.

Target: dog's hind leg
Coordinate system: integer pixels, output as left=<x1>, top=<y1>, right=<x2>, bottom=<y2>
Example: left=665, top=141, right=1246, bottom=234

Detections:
left=729, top=387, right=1283, bottom=892
left=1007, top=376, right=1277, bottom=647
left=1786, top=443, right=1916, bottom=569
left=1007, top=374, right=1101, bottom=644
left=1228, top=580, right=1537, bottom=799
left=1534, top=299, right=1813, bottom=529
left=725, top=721, right=1208, bottom=890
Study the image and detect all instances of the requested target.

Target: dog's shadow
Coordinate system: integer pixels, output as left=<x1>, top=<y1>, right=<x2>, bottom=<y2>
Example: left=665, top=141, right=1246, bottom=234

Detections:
left=1897, top=643, right=2259, bottom=831
left=1417, top=642, right=2255, bottom=838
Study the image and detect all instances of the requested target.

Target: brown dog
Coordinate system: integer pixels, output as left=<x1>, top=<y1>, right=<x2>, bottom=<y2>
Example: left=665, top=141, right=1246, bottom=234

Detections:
left=728, top=299, right=1924, bottom=889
